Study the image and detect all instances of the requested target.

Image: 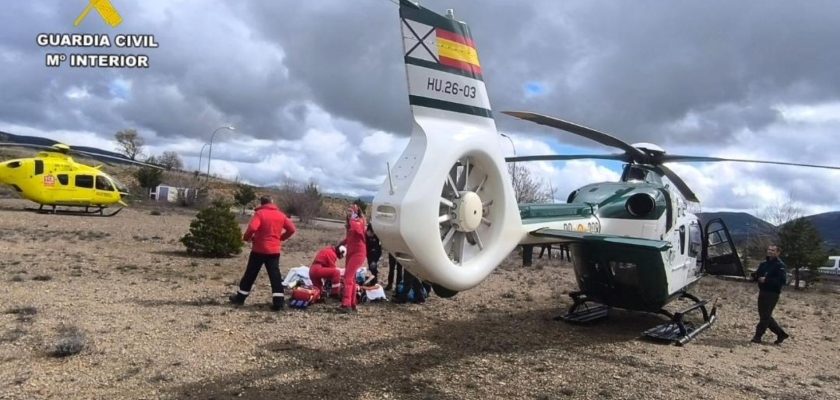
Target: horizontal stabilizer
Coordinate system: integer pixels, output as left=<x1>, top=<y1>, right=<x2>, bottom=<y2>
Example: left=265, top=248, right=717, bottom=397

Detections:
left=530, top=228, right=671, bottom=250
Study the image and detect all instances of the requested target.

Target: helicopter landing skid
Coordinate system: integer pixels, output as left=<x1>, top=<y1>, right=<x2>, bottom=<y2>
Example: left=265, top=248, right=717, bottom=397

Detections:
left=643, top=292, right=717, bottom=346
left=555, top=291, right=610, bottom=323
left=27, top=205, right=123, bottom=217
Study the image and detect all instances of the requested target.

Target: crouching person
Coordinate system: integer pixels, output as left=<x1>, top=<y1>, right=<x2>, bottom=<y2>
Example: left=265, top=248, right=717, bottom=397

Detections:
left=309, top=244, right=346, bottom=302
left=229, top=196, right=296, bottom=311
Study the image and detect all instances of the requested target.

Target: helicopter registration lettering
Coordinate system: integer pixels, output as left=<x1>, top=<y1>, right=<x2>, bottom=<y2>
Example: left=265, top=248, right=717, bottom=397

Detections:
left=43, top=175, right=55, bottom=187
left=427, top=78, right=477, bottom=99
left=562, top=222, right=600, bottom=233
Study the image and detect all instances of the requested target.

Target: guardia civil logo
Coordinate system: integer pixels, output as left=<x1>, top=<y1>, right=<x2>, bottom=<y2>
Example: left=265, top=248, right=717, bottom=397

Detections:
left=74, top=0, right=123, bottom=28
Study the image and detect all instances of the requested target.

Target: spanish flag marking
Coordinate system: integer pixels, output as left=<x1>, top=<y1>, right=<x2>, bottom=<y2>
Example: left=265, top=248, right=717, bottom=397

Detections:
left=436, top=28, right=481, bottom=75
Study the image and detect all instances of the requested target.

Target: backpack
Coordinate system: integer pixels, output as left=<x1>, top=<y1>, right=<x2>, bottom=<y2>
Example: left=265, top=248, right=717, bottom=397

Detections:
left=289, top=286, right=320, bottom=309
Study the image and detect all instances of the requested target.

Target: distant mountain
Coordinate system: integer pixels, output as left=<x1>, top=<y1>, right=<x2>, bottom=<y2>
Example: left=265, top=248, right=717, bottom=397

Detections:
left=802, top=212, right=840, bottom=252
left=698, top=211, right=840, bottom=252
left=322, top=193, right=375, bottom=203
left=697, top=212, right=777, bottom=243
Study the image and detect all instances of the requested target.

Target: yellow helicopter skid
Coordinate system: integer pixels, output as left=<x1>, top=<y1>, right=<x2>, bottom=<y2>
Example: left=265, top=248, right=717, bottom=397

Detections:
left=26, top=204, right=124, bottom=217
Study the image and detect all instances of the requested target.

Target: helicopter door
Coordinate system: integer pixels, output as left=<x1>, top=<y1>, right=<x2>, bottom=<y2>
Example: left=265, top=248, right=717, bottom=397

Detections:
left=702, top=218, right=745, bottom=276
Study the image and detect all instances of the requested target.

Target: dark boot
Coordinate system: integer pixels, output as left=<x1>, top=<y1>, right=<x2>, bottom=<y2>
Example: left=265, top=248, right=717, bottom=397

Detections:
left=271, top=296, right=285, bottom=311
left=229, top=292, right=247, bottom=306
left=774, top=332, right=789, bottom=345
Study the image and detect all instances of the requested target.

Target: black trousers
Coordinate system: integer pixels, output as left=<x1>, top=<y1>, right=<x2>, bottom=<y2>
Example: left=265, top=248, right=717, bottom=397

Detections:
left=755, top=290, right=786, bottom=339
left=237, top=252, right=284, bottom=298
left=387, top=254, right=403, bottom=288
left=395, top=269, right=426, bottom=302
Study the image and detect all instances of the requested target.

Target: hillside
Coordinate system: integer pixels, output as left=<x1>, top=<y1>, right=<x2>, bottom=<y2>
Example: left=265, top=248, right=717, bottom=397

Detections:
left=0, top=146, right=355, bottom=220
left=803, top=212, right=840, bottom=251
left=698, top=211, right=840, bottom=252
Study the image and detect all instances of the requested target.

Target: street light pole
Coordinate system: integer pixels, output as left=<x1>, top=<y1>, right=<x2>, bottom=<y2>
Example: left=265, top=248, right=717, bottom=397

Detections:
left=499, top=132, right=516, bottom=156
left=499, top=132, right=518, bottom=200
left=197, top=143, right=209, bottom=176
left=206, top=125, right=235, bottom=180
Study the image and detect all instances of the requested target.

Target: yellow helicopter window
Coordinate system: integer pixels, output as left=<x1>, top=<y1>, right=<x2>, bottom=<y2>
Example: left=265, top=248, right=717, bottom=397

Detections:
left=34, top=160, right=44, bottom=175
left=7, top=161, right=21, bottom=168
left=95, top=176, right=115, bottom=191
left=75, top=175, right=94, bottom=189
left=57, top=174, right=69, bottom=185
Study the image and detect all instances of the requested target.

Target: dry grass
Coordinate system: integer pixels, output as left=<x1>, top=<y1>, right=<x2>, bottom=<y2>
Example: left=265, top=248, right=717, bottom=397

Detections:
left=0, top=198, right=839, bottom=400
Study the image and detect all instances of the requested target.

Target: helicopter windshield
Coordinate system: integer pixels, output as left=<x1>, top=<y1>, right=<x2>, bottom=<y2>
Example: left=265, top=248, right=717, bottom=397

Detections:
left=107, top=175, right=129, bottom=194
left=620, top=165, right=662, bottom=185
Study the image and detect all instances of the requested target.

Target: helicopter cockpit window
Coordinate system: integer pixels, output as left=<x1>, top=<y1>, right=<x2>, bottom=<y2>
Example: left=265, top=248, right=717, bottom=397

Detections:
left=57, top=174, right=69, bottom=185
left=34, top=160, right=44, bottom=175
left=75, top=175, right=94, bottom=189
left=688, top=223, right=702, bottom=257
left=95, top=176, right=115, bottom=191
left=6, top=161, right=21, bottom=168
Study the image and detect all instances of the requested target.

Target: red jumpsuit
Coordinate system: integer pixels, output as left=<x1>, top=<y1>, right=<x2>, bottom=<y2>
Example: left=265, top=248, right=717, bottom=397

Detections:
left=342, top=217, right=367, bottom=309
left=309, top=246, right=342, bottom=301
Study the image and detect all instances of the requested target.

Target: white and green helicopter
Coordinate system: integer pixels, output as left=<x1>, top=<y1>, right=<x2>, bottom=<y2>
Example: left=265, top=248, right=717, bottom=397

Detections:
left=372, top=1, right=840, bottom=344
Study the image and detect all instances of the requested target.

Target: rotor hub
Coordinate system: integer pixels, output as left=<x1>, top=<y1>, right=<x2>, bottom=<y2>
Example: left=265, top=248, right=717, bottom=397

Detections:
left=451, top=191, right=483, bottom=232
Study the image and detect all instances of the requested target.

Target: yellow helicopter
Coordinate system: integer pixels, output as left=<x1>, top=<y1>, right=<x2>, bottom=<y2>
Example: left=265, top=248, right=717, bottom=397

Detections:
left=0, top=141, right=155, bottom=216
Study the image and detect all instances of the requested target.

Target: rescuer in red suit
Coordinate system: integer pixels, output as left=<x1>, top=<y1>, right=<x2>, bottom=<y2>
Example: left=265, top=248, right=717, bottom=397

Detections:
left=229, top=196, right=296, bottom=310
left=309, top=244, right=346, bottom=301
left=340, top=204, right=367, bottom=312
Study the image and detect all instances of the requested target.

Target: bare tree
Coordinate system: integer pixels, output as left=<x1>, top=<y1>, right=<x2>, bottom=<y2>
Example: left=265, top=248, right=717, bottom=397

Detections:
left=157, top=151, right=184, bottom=170
left=114, top=129, right=145, bottom=160
left=507, top=163, right=552, bottom=203
left=276, top=179, right=323, bottom=224
left=753, top=196, right=815, bottom=288
left=759, top=196, right=802, bottom=227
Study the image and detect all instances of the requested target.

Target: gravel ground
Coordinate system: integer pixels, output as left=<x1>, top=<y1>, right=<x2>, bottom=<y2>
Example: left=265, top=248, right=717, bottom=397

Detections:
left=1, top=198, right=839, bottom=400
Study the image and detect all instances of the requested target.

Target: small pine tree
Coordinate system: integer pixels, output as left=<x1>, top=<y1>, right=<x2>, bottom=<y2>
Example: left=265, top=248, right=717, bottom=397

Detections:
left=233, top=184, right=257, bottom=214
left=779, top=218, right=827, bottom=287
left=181, top=201, right=243, bottom=257
left=135, top=166, right=163, bottom=196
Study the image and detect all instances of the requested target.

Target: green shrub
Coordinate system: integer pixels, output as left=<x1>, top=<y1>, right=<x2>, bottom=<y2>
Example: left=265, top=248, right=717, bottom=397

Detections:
left=180, top=201, right=243, bottom=257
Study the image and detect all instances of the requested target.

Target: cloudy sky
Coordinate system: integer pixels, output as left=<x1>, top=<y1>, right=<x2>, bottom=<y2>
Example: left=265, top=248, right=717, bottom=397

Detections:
left=2, top=0, right=839, bottom=215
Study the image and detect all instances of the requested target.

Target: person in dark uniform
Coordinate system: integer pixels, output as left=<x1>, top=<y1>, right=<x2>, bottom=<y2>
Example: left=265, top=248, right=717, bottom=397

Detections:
left=366, top=224, right=382, bottom=279
left=751, top=244, right=790, bottom=344
left=384, top=253, right=403, bottom=292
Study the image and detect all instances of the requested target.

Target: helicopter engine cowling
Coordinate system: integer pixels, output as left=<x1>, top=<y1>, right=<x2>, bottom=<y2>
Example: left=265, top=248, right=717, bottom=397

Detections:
left=371, top=3, right=523, bottom=293
left=625, top=192, right=656, bottom=217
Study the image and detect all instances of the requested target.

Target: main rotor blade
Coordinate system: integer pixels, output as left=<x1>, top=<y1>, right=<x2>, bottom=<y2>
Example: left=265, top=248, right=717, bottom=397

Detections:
left=656, top=164, right=699, bottom=203
left=0, top=142, right=162, bottom=169
left=661, top=154, right=840, bottom=170
left=71, top=148, right=163, bottom=169
left=503, top=111, right=648, bottom=161
left=506, top=153, right=630, bottom=163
